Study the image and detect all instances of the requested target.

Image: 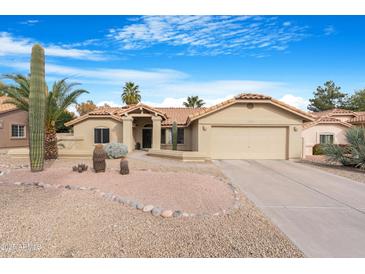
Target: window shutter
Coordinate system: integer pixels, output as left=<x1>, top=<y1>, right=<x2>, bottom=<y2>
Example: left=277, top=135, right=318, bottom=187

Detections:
left=94, top=128, right=101, bottom=143
left=103, top=128, right=110, bottom=143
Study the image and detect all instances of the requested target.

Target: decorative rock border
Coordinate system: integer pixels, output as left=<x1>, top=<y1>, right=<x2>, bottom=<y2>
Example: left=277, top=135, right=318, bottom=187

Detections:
left=5, top=174, right=242, bottom=219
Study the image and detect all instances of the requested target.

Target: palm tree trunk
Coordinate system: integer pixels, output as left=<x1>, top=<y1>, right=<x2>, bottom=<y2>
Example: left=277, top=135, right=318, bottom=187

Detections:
left=44, top=126, right=58, bottom=160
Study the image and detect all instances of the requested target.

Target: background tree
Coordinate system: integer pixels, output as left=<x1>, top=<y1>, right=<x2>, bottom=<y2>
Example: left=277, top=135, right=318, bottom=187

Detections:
left=2, top=74, right=88, bottom=159
left=76, top=100, right=96, bottom=115
left=183, top=96, right=205, bottom=108
left=56, top=110, right=76, bottom=133
left=345, top=89, right=365, bottom=111
left=0, top=81, right=6, bottom=96
left=308, top=81, right=347, bottom=112
left=121, top=82, right=141, bottom=105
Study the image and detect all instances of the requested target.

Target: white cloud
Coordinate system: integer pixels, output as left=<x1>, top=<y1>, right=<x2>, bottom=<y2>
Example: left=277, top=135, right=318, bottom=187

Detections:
left=1, top=60, right=304, bottom=110
left=0, top=32, right=105, bottom=61
left=108, top=16, right=308, bottom=56
left=20, top=19, right=39, bottom=25
left=0, top=61, right=188, bottom=85
left=280, top=94, right=309, bottom=110
left=324, top=25, right=335, bottom=36
left=144, top=95, right=234, bottom=108
left=96, top=101, right=121, bottom=107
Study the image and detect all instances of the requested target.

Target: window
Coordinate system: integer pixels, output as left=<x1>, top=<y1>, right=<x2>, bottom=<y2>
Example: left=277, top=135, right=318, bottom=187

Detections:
left=11, top=124, right=25, bottom=138
left=320, top=134, right=334, bottom=144
left=161, top=128, right=166, bottom=144
left=177, top=128, right=184, bottom=144
left=94, top=128, right=110, bottom=144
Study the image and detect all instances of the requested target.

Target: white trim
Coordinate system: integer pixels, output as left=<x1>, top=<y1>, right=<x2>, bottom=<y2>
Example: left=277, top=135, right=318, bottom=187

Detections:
left=10, top=124, right=26, bottom=139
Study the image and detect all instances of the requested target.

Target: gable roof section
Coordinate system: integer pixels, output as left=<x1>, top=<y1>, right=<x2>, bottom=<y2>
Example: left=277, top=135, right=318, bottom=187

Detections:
left=0, top=96, right=18, bottom=114
left=157, top=107, right=205, bottom=126
left=311, top=108, right=358, bottom=118
left=303, top=116, right=352, bottom=129
left=65, top=103, right=170, bottom=127
left=348, top=115, right=365, bottom=124
left=187, top=93, right=315, bottom=124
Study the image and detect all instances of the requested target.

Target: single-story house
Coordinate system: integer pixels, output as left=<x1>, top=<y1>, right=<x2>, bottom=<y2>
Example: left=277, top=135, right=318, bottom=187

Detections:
left=0, top=96, right=29, bottom=149
left=302, top=108, right=365, bottom=157
left=64, top=93, right=315, bottom=160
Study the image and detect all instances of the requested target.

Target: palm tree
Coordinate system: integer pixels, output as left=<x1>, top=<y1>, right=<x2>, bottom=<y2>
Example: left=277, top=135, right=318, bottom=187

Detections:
left=0, top=74, right=88, bottom=160
left=183, top=96, right=205, bottom=108
left=121, top=82, right=141, bottom=105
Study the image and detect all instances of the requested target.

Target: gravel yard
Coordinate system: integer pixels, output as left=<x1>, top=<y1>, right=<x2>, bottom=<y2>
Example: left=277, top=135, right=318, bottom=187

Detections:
left=0, top=183, right=303, bottom=258
left=0, top=152, right=303, bottom=257
left=4, top=168, right=234, bottom=214
left=301, top=156, right=365, bottom=184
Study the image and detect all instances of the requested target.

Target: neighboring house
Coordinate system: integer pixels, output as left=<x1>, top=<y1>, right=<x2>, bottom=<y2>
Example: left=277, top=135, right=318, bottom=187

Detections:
left=0, top=96, right=29, bottom=149
left=302, top=108, right=365, bottom=157
left=64, top=93, right=314, bottom=160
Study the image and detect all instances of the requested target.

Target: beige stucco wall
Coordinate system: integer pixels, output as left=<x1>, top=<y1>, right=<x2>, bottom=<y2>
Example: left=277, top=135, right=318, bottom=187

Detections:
left=195, top=102, right=305, bottom=159
left=72, top=118, right=123, bottom=151
left=0, top=109, right=29, bottom=149
left=302, top=124, right=349, bottom=157
left=190, top=121, right=199, bottom=151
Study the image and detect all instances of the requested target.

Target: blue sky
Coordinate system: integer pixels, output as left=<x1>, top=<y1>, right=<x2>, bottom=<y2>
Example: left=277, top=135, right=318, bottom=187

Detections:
left=0, top=15, right=365, bottom=110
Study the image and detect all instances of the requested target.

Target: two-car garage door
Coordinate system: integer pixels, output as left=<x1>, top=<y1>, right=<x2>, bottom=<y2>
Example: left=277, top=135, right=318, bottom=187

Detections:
left=210, top=126, right=288, bottom=159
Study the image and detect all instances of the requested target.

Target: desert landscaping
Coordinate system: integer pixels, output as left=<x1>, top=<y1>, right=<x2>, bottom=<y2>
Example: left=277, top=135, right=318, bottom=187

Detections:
left=0, top=151, right=303, bottom=257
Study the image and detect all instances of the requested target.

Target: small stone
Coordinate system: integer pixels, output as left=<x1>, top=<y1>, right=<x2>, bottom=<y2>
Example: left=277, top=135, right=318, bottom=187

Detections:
left=79, top=186, right=87, bottom=190
left=161, top=210, right=173, bottom=218
left=14, top=182, right=22, bottom=185
left=173, top=210, right=183, bottom=218
left=151, top=207, right=162, bottom=216
left=116, top=197, right=124, bottom=204
left=182, top=212, right=189, bottom=217
left=143, top=205, right=154, bottom=212
left=65, top=185, right=71, bottom=190
left=129, top=200, right=138, bottom=208
left=213, top=212, right=220, bottom=216
left=0, top=171, right=4, bottom=176
left=136, top=202, right=144, bottom=210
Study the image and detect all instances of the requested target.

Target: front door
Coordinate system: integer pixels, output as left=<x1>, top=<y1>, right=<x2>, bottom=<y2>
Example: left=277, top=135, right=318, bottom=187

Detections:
left=142, top=128, right=152, bottom=149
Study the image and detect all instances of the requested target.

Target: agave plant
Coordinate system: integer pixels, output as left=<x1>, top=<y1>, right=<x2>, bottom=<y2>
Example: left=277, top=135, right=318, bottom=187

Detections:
left=322, top=127, right=365, bottom=169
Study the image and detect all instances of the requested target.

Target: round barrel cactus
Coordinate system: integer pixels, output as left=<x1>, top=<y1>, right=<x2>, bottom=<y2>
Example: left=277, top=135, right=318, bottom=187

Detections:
left=104, top=143, right=128, bottom=159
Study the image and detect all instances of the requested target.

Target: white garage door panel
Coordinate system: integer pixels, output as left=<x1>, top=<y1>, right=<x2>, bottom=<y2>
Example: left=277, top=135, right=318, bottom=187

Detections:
left=211, top=127, right=287, bottom=159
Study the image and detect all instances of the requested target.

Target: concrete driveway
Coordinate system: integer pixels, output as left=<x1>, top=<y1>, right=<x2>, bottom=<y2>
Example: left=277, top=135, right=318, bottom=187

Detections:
left=214, top=159, right=365, bottom=257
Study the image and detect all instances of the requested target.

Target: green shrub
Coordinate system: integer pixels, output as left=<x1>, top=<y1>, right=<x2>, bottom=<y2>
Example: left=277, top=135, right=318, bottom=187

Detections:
left=104, top=143, right=128, bottom=159
left=322, top=127, right=365, bottom=169
left=312, top=144, right=324, bottom=155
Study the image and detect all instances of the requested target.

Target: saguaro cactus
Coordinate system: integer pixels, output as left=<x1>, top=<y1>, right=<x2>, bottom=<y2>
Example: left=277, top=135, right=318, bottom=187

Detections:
left=29, top=44, right=46, bottom=172
left=172, top=121, right=177, bottom=151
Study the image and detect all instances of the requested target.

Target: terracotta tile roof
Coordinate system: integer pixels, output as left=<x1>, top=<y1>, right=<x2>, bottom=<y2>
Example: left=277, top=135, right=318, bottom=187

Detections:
left=66, top=93, right=315, bottom=127
left=311, top=108, right=358, bottom=117
left=348, top=115, right=365, bottom=124
left=156, top=107, right=204, bottom=126
left=0, top=96, right=18, bottom=114
left=65, top=103, right=197, bottom=127
left=187, top=93, right=315, bottom=123
left=235, top=93, right=272, bottom=100
left=303, top=116, right=352, bottom=129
